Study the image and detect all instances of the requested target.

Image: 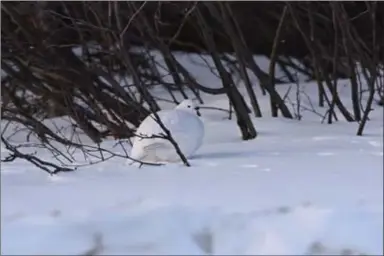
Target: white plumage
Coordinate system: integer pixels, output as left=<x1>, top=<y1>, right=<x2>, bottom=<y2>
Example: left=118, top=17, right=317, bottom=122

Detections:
left=128, top=99, right=204, bottom=165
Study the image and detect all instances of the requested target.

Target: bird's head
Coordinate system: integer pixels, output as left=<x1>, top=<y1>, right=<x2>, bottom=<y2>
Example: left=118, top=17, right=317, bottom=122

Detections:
left=175, top=99, right=201, bottom=116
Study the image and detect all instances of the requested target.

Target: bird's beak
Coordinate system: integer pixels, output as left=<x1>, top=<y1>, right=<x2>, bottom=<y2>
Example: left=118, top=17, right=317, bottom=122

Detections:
left=195, top=106, right=201, bottom=117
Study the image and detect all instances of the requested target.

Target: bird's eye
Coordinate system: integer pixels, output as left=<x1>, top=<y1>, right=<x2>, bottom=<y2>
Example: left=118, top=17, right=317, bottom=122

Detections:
left=188, top=105, right=191, bottom=108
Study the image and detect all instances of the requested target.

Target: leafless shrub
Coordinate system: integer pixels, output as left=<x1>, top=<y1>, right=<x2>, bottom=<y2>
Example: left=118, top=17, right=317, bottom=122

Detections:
left=1, top=2, right=382, bottom=173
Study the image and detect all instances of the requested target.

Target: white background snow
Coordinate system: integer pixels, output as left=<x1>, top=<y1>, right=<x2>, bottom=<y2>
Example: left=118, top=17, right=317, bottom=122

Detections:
left=1, top=53, right=383, bottom=255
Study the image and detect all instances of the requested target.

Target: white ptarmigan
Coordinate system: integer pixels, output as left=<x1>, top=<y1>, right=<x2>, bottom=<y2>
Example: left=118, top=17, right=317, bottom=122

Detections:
left=128, top=99, right=204, bottom=165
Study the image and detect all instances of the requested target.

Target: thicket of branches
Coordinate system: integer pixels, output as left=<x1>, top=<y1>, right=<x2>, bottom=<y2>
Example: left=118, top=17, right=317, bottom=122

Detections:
left=1, top=1, right=383, bottom=173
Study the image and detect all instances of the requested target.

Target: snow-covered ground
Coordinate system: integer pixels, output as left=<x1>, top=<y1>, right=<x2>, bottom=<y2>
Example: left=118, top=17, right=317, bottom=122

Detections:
left=1, top=54, right=383, bottom=255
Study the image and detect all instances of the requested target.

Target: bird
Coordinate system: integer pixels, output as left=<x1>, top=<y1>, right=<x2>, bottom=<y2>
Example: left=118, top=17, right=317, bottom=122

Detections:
left=128, top=99, right=204, bottom=165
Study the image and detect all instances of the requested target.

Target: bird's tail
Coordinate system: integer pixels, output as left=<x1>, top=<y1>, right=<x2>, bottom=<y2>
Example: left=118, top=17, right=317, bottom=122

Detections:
left=128, top=142, right=176, bottom=165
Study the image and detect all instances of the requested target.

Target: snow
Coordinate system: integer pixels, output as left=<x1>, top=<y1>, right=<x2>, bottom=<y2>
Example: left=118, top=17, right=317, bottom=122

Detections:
left=1, top=53, right=383, bottom=255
